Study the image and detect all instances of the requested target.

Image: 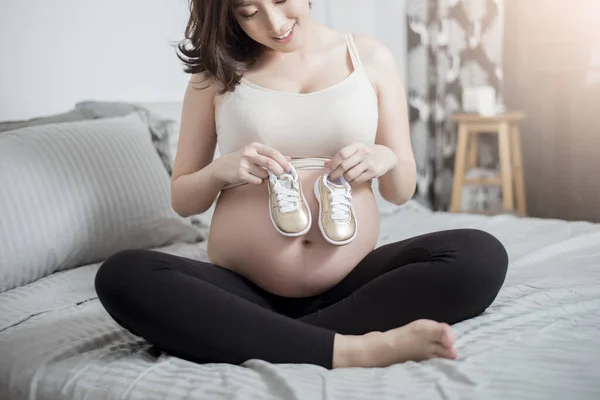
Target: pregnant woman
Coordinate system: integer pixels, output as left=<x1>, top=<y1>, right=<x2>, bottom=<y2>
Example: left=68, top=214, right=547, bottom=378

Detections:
left=95, top=0, right=508, bottom=369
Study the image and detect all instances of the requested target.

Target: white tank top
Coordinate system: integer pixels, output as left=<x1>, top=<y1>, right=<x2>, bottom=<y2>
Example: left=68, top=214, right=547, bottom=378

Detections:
left=215, top=33, right=379, bottom=185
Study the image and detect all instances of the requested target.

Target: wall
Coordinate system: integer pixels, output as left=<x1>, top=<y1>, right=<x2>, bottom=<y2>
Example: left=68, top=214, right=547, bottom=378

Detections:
left=374, top=0, right=408, bottom=83
left=0, top=0, right=191, bottom=121
left=504, top=0, right=600, bottom=222
left=313, top=0, right=407, bottom=82
left=0, top=0, right=407, bottom=121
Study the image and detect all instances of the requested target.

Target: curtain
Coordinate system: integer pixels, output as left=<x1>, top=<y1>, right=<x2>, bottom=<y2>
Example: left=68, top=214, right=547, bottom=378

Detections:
left=406, top=0, right=505, bottom=211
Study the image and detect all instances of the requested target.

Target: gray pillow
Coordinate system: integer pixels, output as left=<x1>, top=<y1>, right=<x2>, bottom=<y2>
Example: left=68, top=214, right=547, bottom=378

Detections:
left=0, top=109, right=88, bottom=133
left=73, top=101, right=212, bottom=231
left=74, top=101, right=177, bottom=174
left=1, top=101, right=177, bottom=175
left=0, top=113, right=203, bottom=293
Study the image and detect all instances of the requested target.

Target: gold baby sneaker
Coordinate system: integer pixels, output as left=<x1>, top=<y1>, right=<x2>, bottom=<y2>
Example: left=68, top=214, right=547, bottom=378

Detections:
left=267, top=165, right=311, bottom=237
left=313, top=173, right=357, bottom=245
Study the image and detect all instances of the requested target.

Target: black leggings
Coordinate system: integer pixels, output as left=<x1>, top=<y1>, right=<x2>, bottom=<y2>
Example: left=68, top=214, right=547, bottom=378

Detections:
left=94, top=229, right=508, bottom=369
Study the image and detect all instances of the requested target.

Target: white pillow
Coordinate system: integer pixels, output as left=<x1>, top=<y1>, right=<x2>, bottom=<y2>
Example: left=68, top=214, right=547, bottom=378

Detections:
left=0, top=113, right=203, bottom=293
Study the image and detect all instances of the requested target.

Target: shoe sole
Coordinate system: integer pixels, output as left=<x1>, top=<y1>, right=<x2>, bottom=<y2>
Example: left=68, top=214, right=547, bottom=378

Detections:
left=267, top=183, right=312, bottom=237
left=313, top=177, right=358, bottom=246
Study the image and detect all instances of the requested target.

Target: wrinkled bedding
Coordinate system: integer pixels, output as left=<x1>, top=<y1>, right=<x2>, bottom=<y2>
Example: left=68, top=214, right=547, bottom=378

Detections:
left=2, top=202, right=600, bottom=400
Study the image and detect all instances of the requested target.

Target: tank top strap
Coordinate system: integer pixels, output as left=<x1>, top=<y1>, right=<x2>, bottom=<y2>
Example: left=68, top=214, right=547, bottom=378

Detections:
left=345, top=33, right=362, bottom=69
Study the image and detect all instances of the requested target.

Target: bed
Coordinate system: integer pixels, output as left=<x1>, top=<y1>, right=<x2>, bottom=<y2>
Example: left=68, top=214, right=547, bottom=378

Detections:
left=2, top=200, right=600, bottom=400
left=1, top=102, right=599, bottom=399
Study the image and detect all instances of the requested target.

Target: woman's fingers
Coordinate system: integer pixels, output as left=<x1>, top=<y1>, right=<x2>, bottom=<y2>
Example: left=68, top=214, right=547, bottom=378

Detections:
left=327, top=144, right=358, bottom=176
left=252, top=142, right=291, bottom=173
left=252, top=154, right=286, bottom=176
left=352, top=171, right=375, bottom=184
left=329, top=152, right=363, bottom=181
left=241, top=170, right=264, bottom=185
left=344, top=162, right=370, bottom=182
left=247, top=164, right=269, bottom=181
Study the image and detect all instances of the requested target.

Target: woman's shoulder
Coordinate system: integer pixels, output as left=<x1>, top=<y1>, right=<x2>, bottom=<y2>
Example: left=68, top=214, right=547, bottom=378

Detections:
left=189, top=72, right=226, bottom=94
left=350, top=34, right=398, bottom=72
left=343, top=33, right=401, bottom=91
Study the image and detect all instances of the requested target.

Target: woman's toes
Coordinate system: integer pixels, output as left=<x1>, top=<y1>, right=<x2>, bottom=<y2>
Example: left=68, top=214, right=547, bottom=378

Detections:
left=411, top=319, right=455, bottom=350
left=435, top=344, right=457, bottom=360
left=439, top=323, right=455, bottom=349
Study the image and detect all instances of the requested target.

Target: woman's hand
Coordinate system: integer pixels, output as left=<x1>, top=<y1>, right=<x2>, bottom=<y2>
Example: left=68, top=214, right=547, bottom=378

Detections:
left=325, top=143, right=398, bottom=183
left=211, top=142, right=291, bottom=187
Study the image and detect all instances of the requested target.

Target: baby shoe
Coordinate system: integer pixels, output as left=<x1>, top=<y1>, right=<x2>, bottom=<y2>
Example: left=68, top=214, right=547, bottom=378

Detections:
left=267, top=165, right=311, bottom=237
left=313, top=173, right=357, bottom=245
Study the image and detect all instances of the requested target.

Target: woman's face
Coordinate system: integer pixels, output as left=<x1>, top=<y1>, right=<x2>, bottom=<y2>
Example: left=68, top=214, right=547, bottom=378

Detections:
left=232, top=0, right=311, bottom=52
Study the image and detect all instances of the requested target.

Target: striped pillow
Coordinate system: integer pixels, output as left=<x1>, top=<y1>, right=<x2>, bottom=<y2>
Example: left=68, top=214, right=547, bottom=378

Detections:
left=0, top=113, right=203, bottom=293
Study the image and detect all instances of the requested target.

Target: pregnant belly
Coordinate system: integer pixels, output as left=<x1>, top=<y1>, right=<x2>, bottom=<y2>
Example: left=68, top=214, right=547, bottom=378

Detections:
left=207, top=169, right=380, bottom=297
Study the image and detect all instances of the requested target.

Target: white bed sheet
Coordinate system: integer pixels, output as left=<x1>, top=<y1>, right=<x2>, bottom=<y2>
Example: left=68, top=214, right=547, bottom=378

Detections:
left=2, top=202, right=600, bottom=400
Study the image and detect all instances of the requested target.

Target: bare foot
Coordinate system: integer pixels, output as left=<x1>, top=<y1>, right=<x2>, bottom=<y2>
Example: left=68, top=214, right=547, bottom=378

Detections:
left=333, top=319, right=457, bottom=368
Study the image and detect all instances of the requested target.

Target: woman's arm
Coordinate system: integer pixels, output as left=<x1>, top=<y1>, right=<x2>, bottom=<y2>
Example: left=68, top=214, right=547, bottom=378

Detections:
left=359, top=37, right=417, bottom=205
left=170, top=74, right=224, bottom=217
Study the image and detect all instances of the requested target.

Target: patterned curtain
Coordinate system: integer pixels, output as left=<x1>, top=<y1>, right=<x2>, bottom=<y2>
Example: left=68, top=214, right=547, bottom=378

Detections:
left=406, top=0, right=505, bottom=211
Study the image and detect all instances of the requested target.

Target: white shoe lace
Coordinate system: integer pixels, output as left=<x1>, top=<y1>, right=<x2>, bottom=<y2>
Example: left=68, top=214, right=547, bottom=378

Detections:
left=269, top=169, right=300, bottom=213
left=324, top=175, right=352, bottom=221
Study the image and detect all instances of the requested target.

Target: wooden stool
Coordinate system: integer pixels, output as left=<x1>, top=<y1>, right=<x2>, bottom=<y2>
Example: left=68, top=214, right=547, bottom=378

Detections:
left=450, top=112, right=528, bottom=216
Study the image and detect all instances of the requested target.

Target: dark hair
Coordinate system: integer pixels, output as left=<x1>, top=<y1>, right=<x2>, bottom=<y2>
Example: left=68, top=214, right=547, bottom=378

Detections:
left=176, top=0, right=263, bottom=93
left=176, top=0, right=310, bottom=93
